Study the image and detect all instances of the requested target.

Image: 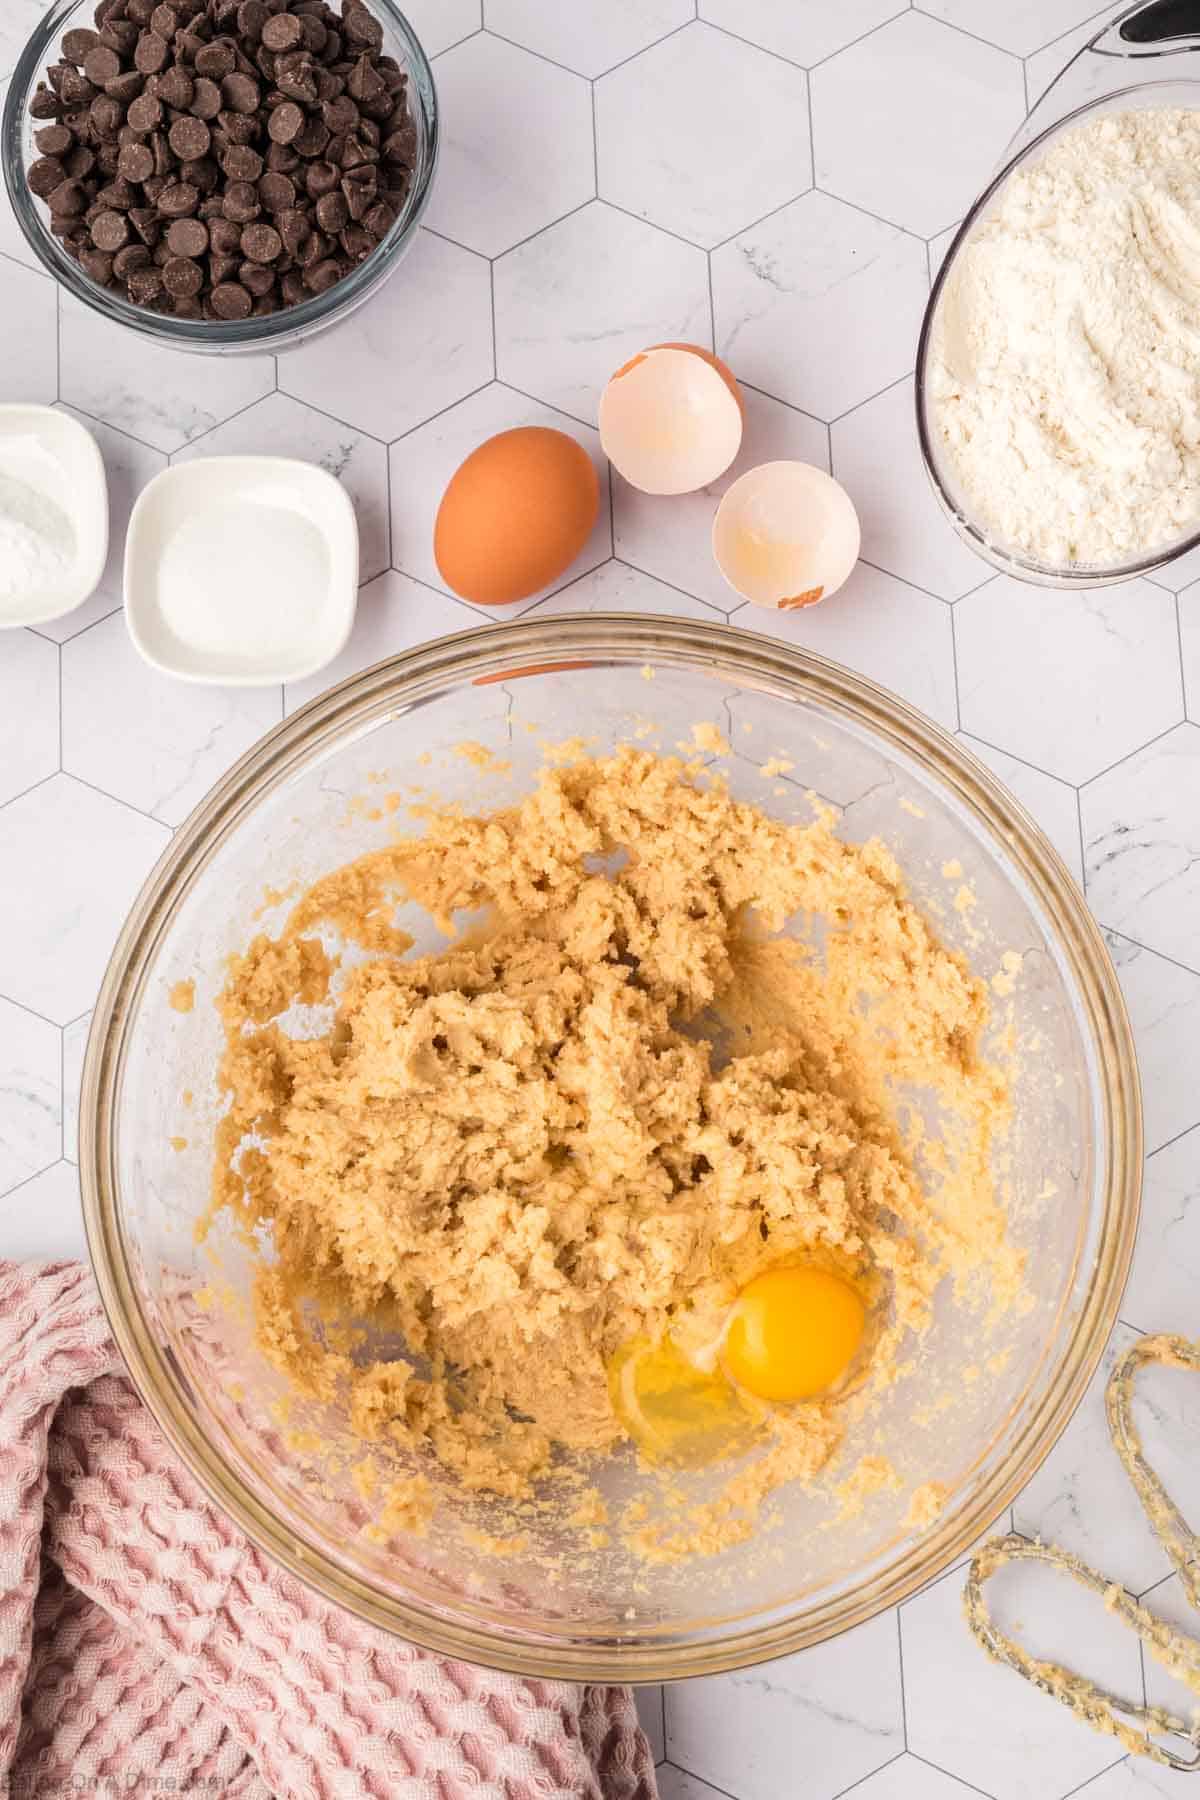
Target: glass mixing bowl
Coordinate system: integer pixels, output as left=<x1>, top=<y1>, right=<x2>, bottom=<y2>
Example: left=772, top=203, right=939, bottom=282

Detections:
left=1, top=0, right=437, bottom=355
left=916, top=0, right=1200, bottom=587
left=81, top=614, right=1141, bottom=1680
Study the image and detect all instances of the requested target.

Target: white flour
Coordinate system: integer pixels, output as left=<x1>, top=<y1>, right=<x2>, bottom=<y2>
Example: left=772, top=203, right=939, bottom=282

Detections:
left=0, top=472, right=75, bottom=605
left=929, top=107, right=1200, bottom=567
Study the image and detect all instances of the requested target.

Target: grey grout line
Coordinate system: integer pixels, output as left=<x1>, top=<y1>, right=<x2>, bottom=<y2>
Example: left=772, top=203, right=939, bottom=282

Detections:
left=480, top=25, right=592, bottom=81
left=0, top=769, right=59, bottom=817
left=1145, top=1115, right=1200, bottom=1162
left=804, top=7, right=910, bottom=73
left=825, top=368, right=916, bottom=429
left=707, top=185, right=814, bottom=256
left=58, top=769, right=170, bottom=833
left=611, top=554, right=732, bottom=618
left=58, top=1015, right=65, bottom=1162
left=168, top=388, right=275, bottom=458
left=857, top=558, right=955, bottom=609
left=1102, top=924, right=1200, bottom=983
left=896, top=1605, right=908, bottom=1750
left=829, top=1752, right=907, bottom=1799
left=0, top=990, right=65, bottom=1034
left=384, top=429, right=394, bottom=572
left=705, top=250, right=716, bottom=353
left=1058, top=1755, right=1133, bottom=1799
left=0, top=1161, right=64, bottom=1207
left=419, top=222, right=488, bottom=260
left=908, top=1750, right=999, bottom=1799
left=659, top=1687, right=666, bottom=1765
left=811, top=184, right=932, bottom=264
left=954, top=727, right=1077, bottom=789
left=1076, top=788, right=1088, bottom=898
left=1021, top=1, right=1116, bottom=81
left=55, top=282, right=61, bottom=404
left=56, top=641, right=62, bottom=773
left=700, top=15, right=808, bottom=72
left=53, top=398, right=165, bottom=459
left=606, top=461, right=615, bottom=558
left=593, top=16, right=697, bottom=80
left=663, top=1757, right=741, bottom=1800
left=488, top=260, right=498, bottom=381
left=948, top=602, right=962, bottom=731
left=492, top=195, right=596, bottom=263
left=431, top=26, right=482, bottom=60
left=1079, top=716, right=1194, bottom=792
left=589, top=80, right=599, bottom=199
left=600, top=194, right=716, bottom=256
left=912, top=6, right=1026, bottom=72
left=386, top=379, right=496, bottom=446
left=499, top=379, right=596, bottom=434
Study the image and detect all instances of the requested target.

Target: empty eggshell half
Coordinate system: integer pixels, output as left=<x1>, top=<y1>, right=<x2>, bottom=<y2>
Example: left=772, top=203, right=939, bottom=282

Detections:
left=599, top=343, right=743, bottom=496
left=713, top=460, right=860, bottom=610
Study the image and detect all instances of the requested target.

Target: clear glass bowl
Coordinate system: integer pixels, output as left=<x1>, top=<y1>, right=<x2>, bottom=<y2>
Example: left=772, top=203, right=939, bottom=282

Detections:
left=1, top=0, right=437, bottom=355
left=81, top=614, right=1141, bottom=1680
left=916, top=0, right=1200, bottom=587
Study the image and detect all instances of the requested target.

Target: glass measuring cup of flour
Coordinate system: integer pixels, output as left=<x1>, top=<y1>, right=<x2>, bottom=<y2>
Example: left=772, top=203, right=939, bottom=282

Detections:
left=916, top=0, right=1200, bottom=588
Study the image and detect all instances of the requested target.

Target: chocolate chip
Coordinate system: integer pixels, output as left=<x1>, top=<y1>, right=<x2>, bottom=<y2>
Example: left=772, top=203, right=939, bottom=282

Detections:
left=343, top=5, right=382, bottom=51
left=210, top=279, right=251, bottom=317
left=304, top=157, right=338, bottom=196
left=68, top=144, right=99, bottom=181
left=190, top=76, right=222, bottom=118
left=305, top=254, right=341, bottom=292
left=172, top=293, right=203, bottom=316
left=83, top=44, right=122, bottom=85
left=166, top=214, right=208, bottom=255
left=150, top=3, right=178, bottom=36
left=128, top=263, right=165, bottom=302
left=199, top=194, right=226, bottom=220
left=208, top=214, right=240, bottom=252
left=163, top=252, right=202, bottom=295
left=48, top=179, right=88, bottom=216
left=261, top=10, right=301, bottom=51
left=221, top=141, right=262, bottom=181
left=220, top=70, right=259, bottom=111
left=241, top=219, right=281, bottom=261
left=314, top=188, right=346, bottom=233
left=134, top=30, right=169, bottom=73
left=157, top=179, right=198, bottom=215
left=280, top=268, right=306, bottom=305
left=238, top=257, right=275, bottom=294
left=195, top=40, right=236, bottom=76
left=28, top=157, right=67, bottom=199
left=264, top=141, right=299, bottom=174
left=257, top=170, right=294, bottom=211
left=35, top=124, right=73, bottom=157
left=99, top=21, right=140, bottom=58
left=106, top=70, right=145, bottom=103
left=209, top=250, right=239, bottom=283
left=340, top=220, right=372, bottom=262
left=361, top=198, right=394, bottom=239
left=216, top=107, right=257, bottom=145
left=117, top=139, right=154, bottom=181
left=222, top=178, right=259, bottom=221
left=142, top=172, right=169, bottom=202
left=114, top=240, right=151, bottom=277
left=297, top=224, right=328, bottom=265
left=91, top=208, right=130, bottom=249
left=238, top=0, right=270, bottom=40
left=291, top=115, right=329, bottom=158
left=91, top=93, right=125, bottom=135
left=80, top=246, right=114, bottom=282
left=277, top=207, right=308, bottom=256
left=155, top=64, right=193, bottom=107
left=126, top=90, right=162, bottom=131
left=28, top=87, right=63, bottom=122
left=150, top=128, right=173, bottom=175
left=96, top=175, right=137, bottom=209
left=168, top=113, right=209, bottom=159
left=322, top=93, right=357, bottom=134
left=62, top=27, right=101, bottom=63
left=267, top=99, right=302, bottom=143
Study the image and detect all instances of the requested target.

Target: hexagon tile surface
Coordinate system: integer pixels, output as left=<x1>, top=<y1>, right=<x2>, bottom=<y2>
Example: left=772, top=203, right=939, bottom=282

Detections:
left=5, top=6, right=1200, bottom=1799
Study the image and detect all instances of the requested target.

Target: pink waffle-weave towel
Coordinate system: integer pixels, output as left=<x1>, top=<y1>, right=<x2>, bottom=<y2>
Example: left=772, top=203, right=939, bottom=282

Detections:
left=0, top=1261, right=659, bottom=1800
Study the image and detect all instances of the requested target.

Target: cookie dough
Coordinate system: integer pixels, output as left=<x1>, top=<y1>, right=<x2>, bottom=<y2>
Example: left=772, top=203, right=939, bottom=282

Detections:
left=204, top=745, right=1015, bottom=1552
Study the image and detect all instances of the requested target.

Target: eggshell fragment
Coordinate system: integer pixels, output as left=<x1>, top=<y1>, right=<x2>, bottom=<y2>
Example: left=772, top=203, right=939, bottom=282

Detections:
left=713, top=461, right=860, bottom=609
left=600, top=343, right=743, bottom=496
left=434, top=426, right=600, bottom=606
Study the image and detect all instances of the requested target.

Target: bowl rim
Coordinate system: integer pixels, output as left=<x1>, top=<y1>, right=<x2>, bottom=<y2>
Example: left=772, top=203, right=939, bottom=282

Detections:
left=914, top=78, right=1200, bottom=588
left=79, top=612, right=1143, bottom=1680
left=1, top=0, right=439, bottom=352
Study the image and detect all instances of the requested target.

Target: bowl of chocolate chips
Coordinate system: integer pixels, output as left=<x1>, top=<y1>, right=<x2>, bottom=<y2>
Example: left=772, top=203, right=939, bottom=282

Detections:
left=1, top=0, right=436, bottom=350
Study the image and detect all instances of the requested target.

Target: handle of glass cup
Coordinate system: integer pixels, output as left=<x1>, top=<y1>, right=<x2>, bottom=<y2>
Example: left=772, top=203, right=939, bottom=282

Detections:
left=1011, top=0, right=1200, bottom=164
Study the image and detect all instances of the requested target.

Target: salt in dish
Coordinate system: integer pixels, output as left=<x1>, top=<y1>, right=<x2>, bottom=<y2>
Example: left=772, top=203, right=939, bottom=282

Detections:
left=0, top=404, right=107, bottom=630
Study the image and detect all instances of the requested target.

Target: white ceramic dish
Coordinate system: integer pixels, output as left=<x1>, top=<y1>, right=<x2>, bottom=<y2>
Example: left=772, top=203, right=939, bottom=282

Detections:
left=0, top=404, right=107, bottom=629
left=124, top=457, right=359, bottom=686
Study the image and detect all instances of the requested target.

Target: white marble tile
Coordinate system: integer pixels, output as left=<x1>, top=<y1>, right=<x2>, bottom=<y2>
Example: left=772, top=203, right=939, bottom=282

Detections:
left=0, top=774, right=169, bottom=1024
left=1103, top=932, right=1200, bottom=1159
left=61, top=615, right=279, bottom=829
left=956, top=580, right=1183, bottom=785
left=1011, top=1324, right=1177, bottom=1597
left=635, top=1686, right=665, bottom=1765
left=0, top=997, right=60, bottom=1197
left=39, top=411, right=166, bottom=645
left=900, top=1551, right=1139, bottom=1800
left=424, top=35, right=593, bottom=258
left=285, top=571, right=482, bottom=715
left=733, top=564, right=958, bottom=731
left=666, top=1611, right=903, bottom=1800
left=1077, top=1760, right=1193, bottom=1800
left=596, top=24, right=810, bottom=249
left=280, top=230, right=492, bottom=444
left=712, top=192, right=928, bottom=421
left=656, top=1769, right=729, bottom=1800
left=831, top=378, right=986, bottom=600
left=957, top=733, right=1083, bottom=887
left=58, top=298, right=273, bottom=456
left=1179, top=584, right=1200, bottom=721
left=0, top=3, right=47, bottom=83
left=1143, top=544, right=1200, bottom=596
left=404, top=0, right=480, bottom=57
left=0, top=77, right=43, bottom=274
left=928, top=224, right=962, bottom=285
left=614, top=384, right=828, bottom=614
left=843, top=1755, right=990, bottom=1798
left=919, top=0, right=1112, bottom=59
left=0, top=630, right=57, bottom=809
left=0, top=257, right=57, bottom=408
left=1123, top=1123, right=1200, bottom=1342
left=494, top=202, right=709, bottom=423
left=175, top=394, right=390, bottom=584
left=812, top=13, right=1024, bottom=239
left=390, top=382, right=611, bottom=606
left=698, top=0, right=904, bottom=67
left=487, top=0, right=691, bottom=77
left=530, top=558, right=721, bottom=622
left=0, top=1159, right=87, bottom=1262
left=1082, top=726, right=1200, bottom=971
left=61, top=1012, right=88, bottom=1168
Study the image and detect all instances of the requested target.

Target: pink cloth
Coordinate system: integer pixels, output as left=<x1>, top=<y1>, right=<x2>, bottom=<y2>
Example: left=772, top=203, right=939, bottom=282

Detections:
left=0, top=1261, right=659, bottom=1800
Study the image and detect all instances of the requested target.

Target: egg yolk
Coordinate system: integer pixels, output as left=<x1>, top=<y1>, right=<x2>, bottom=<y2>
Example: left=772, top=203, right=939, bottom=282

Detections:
left=723, top=1265, right=866, bottom=1403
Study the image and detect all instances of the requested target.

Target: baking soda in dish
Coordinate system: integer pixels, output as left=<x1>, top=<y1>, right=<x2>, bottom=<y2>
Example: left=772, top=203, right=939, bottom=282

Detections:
left=0, top=471, right=75, bottom=610
left=156, top=500, right=331, bottom=663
